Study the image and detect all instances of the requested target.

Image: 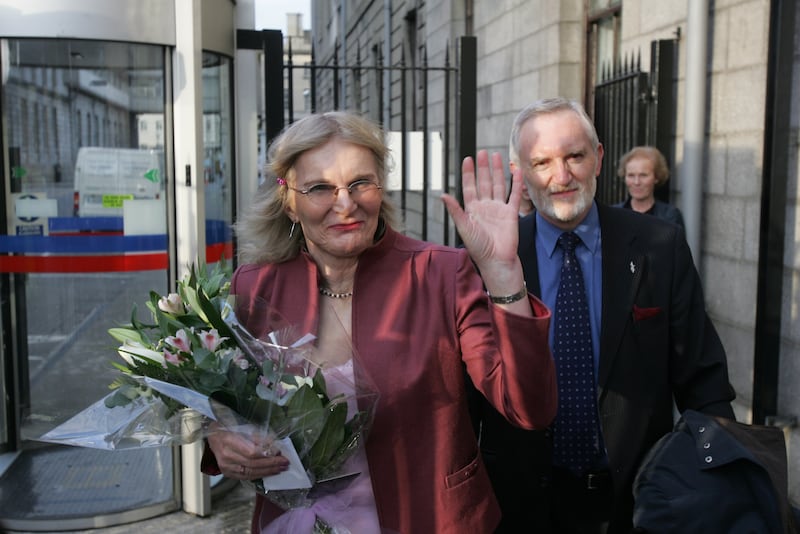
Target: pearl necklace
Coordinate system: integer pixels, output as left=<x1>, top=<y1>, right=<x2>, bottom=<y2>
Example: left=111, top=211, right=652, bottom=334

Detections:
left=319, top=287, right=353, bottom=299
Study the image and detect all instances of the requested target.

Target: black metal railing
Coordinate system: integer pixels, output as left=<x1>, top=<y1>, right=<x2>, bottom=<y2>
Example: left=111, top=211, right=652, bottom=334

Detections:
left=594, top=53, right=651, bottom=206
left=593, top=39, right=677, bottom=206
left=260, top=33, right=477, bottom=246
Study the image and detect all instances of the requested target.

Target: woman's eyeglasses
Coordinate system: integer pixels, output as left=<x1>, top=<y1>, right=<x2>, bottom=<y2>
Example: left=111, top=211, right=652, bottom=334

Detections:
left=289, top=179, right=383, bottom=206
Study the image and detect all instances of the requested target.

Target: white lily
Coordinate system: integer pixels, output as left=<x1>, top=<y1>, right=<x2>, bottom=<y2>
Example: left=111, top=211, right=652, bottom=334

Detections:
left=199, top=329, right=227, bottom=352
left=158, top=293, right=184, bottom=314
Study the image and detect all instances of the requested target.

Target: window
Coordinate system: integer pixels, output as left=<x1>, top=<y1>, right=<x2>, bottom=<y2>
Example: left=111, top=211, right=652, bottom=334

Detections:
left=585, top=0, right=621, bottom=116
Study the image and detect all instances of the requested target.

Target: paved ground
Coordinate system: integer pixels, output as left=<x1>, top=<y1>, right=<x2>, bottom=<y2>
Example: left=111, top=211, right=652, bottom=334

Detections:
left=10, top=482, right=255, bottom=534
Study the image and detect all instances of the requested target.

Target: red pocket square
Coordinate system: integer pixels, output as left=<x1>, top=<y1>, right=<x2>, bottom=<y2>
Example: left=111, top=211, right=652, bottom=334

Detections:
left=633, top=305, right=662, bottom=321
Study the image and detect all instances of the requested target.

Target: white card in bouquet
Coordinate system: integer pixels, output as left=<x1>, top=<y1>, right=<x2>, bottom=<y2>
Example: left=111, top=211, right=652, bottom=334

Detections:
left=261, top=436, right=312, bottom=490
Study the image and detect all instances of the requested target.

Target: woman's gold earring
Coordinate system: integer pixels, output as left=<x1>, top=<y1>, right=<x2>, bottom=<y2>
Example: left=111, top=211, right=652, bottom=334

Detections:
left=289, top=222, right=296, bottom=239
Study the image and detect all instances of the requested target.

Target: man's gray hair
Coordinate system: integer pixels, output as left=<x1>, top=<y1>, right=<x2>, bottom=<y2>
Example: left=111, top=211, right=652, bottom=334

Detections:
left=508, top=98, right=600, bottom=166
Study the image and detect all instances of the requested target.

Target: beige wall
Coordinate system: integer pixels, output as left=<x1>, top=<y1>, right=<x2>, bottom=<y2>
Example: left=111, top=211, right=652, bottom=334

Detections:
left=472, top=0, right=584, bottom=156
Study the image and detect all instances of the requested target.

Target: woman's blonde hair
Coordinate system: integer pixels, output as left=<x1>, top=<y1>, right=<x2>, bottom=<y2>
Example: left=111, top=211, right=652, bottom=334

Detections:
left=616, top=146, right=670, bottom=186
left=235, top=111, right=399, bottom=265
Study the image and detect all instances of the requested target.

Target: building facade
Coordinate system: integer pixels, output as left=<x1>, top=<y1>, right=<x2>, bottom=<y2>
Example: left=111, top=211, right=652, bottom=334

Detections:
left=310, top=0, right=800, bottom=502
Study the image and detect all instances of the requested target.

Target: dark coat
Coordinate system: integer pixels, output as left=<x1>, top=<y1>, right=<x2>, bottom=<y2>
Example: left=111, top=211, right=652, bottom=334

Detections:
left=614, top=197, right=685, bottom=229
left=633, top=410, right=799, bottom=534
left=468, top=204, right=735, bottom=532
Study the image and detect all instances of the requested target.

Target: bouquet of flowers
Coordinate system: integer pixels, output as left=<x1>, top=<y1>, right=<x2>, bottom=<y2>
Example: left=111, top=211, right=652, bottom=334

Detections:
left=37, top=260, right=379, bottom=531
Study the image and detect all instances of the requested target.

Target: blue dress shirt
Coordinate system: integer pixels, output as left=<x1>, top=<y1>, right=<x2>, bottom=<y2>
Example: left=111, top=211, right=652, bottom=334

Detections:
left=535, top=203, right=602, bottom=376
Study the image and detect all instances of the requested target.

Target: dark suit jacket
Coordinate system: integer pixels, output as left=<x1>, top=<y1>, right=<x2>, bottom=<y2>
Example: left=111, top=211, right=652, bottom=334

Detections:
left=470, top=203, right=735, bottom=532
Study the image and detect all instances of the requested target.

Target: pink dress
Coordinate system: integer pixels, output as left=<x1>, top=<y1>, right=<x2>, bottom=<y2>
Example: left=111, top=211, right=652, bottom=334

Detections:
left=261, top=359, right=381, bottom=534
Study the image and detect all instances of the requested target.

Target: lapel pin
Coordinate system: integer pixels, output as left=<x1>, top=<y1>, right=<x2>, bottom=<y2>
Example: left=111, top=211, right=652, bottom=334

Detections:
left=630, top=261, right=636, bottom=274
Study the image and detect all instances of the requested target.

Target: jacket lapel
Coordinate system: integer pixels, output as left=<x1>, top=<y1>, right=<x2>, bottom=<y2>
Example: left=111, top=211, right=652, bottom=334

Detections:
left=597, top=205, right=645, bottom=391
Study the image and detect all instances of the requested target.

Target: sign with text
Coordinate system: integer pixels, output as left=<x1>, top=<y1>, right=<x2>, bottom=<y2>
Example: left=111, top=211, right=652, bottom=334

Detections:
left=12, top=192, right=57, bottom=236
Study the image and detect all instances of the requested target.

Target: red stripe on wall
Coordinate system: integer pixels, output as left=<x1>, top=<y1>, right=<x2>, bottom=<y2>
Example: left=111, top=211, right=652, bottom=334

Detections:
left=0, top=242, right=233, bottom=273
left=0, top=254, right=168, bottom=273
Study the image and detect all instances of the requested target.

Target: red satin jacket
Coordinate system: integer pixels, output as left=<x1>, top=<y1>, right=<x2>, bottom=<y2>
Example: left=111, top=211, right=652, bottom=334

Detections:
left=203, top=227, right=556, bottom=533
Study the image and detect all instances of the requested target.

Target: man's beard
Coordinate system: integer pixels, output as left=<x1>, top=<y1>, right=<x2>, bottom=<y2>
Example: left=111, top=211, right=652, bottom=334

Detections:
left=531, top=179, right=596, bottom=225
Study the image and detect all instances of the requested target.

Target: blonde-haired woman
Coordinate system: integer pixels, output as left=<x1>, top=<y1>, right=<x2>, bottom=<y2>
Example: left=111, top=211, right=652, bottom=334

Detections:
left=202, top=111, right=556, bottom=534
left=615, top=146, right=684, bottom=229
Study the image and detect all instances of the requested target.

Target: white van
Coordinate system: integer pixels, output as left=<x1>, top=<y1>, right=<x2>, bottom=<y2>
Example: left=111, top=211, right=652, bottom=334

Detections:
left=73, top=147, right=164, bottom=217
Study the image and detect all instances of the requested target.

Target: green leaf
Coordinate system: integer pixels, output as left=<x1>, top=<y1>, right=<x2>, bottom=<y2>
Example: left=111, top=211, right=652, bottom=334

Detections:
left=311, top=369, right=330, bottom=402
left=104, top=389, right=135, bottom=408
left=195, top=370, right=228, bottom=392
left=109, top=360, right=134, bottom=375
left=314, top=409, right=373, bottom=480
left=108, top=327, right=143, bottom=345
left=285, top=385, right=327, bottom=455
left=192, top=346, right=215, bottom=368
left=307, top=401, right=347, bottom=472
left=128, top=302, right=157, bottom=331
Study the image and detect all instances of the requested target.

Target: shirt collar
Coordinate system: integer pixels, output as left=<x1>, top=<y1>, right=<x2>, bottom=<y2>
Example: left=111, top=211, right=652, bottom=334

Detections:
left=536, top=202, right=601, bottom=257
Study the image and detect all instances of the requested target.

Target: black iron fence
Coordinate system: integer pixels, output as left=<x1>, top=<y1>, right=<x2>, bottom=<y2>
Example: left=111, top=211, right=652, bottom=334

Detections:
left=239, top=30, right=477, bottom=246
left=593, top=39, right=678, bottom=206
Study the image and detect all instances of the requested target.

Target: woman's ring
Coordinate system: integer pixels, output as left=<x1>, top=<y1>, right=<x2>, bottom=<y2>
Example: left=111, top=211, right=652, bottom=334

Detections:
left=239, top=465, right=246, bottom=475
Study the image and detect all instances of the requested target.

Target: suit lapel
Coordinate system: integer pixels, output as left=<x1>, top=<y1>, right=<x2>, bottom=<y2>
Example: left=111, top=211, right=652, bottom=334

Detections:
left=597, top=206, right=646, bottom=391
left=519, top=209, right=645, bottom=395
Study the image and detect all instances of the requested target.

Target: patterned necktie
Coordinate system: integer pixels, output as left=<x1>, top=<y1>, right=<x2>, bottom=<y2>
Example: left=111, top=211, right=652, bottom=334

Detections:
left=552, top=231, right=599, bottom=474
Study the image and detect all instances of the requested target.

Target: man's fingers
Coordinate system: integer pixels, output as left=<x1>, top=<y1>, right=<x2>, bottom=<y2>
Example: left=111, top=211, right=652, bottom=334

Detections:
left=461, top=156, right=477, bottom=205
left=491, top=152, right=507, bottom=201
left=476, top=150, right=492, bottom=199
left=461, top=150, right=511, bottom=206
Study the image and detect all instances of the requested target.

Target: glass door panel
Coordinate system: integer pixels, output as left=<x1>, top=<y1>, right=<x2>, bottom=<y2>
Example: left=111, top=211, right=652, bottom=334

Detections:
left=202, top=51, right=234, bottom=266
left=0, top=38, right=178, bottom=529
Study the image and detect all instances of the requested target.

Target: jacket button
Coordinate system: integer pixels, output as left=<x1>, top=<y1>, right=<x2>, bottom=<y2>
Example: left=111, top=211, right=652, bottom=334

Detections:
left=703, top=442, right=711, bottom=449
left=698, top=426, right=706, bottom=433
left=705, top=456, right=713, bottom=463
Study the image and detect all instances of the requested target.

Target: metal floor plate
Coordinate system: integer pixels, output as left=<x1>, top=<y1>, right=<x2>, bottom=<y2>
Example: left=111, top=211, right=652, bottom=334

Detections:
left=0, top=445, right=176, bottom=530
